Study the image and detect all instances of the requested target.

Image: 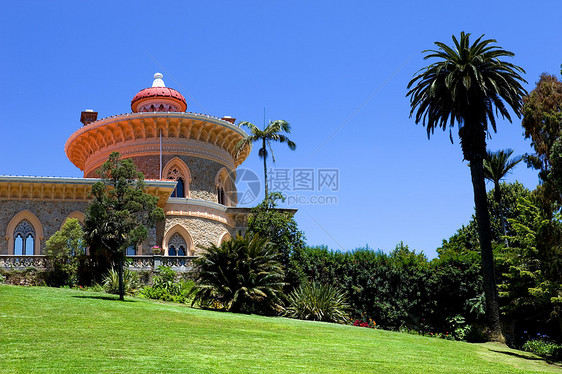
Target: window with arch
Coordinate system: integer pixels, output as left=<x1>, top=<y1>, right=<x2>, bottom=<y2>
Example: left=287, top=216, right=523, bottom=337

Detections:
left=167, top=233, right=187, bottom=256
left=164, top=159, right=191, bottom=198
left=215, top=168, right=231, bottom=206
left=14, top=220, right=35, bottom=255
left=217, top=186, right=225, bottom=205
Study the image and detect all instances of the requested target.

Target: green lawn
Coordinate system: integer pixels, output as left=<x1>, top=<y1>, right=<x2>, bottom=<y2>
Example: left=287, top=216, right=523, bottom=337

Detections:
left=0, top=285, right=560, bottom=373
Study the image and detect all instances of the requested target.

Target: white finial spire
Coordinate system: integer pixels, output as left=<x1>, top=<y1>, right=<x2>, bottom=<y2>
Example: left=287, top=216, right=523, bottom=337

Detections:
left=152, top=72, right=165, bottom=87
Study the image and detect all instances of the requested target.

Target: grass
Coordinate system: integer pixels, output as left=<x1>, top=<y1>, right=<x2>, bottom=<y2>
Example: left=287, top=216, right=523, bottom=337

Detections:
left=0, top=285, right=560, bottom=373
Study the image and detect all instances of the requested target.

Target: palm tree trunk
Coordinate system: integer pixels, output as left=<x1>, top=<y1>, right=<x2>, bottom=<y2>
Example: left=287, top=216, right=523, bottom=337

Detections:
left=470, top=157, right=504, bottom=342
left=494, top=183, right=509, bottom=247
left=263, top=137, right=268, bottom=199
left=118, top=255, right=124, bottom=301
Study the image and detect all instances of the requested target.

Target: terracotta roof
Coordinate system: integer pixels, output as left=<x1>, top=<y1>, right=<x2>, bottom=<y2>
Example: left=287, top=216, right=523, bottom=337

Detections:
left=131, top=87, right=186, bottom=107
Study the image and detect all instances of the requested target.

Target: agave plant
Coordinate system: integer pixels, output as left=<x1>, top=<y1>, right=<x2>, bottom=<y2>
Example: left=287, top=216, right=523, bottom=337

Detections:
left=103, top=268, right=139, bottom=295
left=189, top=234, right=286, bottom=315
left=285, top=281, right=350, bottom=324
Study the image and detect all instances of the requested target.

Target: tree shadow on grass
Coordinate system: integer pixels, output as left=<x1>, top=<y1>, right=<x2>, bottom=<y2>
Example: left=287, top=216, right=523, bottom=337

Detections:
left=488, top=348, right=543, bottom=361
left=487, top=348, right=562, bottom=366
left=72, top=294, right=137, bottom=302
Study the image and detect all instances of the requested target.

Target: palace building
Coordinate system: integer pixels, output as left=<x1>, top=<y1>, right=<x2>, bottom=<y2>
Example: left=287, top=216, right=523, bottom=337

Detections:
left=0, top=73, right=254, bottom=270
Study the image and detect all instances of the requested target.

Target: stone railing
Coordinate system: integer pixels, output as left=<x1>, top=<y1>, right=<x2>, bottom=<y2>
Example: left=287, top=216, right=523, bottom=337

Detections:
left=1, top=255, right=196, bottom=273
left=127, top=255, right=195, bottom=272
left=0, top=255, right=49, bottom=270
left=127, top=255, right=155, bottom=271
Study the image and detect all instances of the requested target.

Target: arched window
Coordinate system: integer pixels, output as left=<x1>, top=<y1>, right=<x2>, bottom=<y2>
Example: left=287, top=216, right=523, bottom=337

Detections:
left=217, top=186, right=225, bottom=205
left=215, top=168, right=232, bottom=206
left=14, top=220, right=35, bottom=255
left=163, top=158, right=191, bottom=198
left=14, top=235, right=23, bottom=255
left=167, top=233, right=187, bottom=256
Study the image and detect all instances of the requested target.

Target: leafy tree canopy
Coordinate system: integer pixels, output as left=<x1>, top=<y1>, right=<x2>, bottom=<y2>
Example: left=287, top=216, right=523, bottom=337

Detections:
left=522, top=73, right=562, bottom=207
left=498, top=196, right=562, bottom=339
left=84, top=152, right=164, bottom=299
left=45, top=218, right=85, bottom=287
left=438, top=182, right=531, bottom=255
left=247, top=192, right=306, bottom=288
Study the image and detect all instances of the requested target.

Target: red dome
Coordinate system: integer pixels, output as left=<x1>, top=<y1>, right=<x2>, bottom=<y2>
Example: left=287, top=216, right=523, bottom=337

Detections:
left=131, top=86, right=187, bottom=112
left=132, top=87, right=186, bottom=104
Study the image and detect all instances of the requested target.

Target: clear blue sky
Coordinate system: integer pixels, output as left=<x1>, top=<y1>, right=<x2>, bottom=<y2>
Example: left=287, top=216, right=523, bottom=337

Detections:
left=1, top=1, right=561, bottom=258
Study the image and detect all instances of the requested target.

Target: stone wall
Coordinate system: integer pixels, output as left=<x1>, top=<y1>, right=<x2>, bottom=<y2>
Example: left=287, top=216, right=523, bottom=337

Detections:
left=86, top=154, right=236, bottom=204
left=0, top=200, right=89, bottom=255
left=164, top=215, right=232, bottom=255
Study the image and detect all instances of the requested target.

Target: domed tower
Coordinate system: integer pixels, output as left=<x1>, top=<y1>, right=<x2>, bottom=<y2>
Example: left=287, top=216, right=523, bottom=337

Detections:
left=65, top=74, right=251, bottom=256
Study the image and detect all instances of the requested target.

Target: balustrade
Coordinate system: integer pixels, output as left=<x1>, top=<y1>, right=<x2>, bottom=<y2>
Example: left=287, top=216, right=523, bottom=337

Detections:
left=0, top=255, right=195, bottom=272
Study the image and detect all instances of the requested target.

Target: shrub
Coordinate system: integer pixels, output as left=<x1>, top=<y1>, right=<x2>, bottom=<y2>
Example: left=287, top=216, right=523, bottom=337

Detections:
left=523, top=339, right=562, bottom=360
left=86, top=283, right=104, bottom=292
left=103, top=268, right=139, bottom=295
left=1, top=268, right=47, bottom=286
left=153, top=266, right=180, bottom=294
left=446, top=315, right=472, bottom=341
left=190, top=234, right=285, bottom=315
left=138, top=266, right=195, bottom=304
left=44, top=218, right=85, bottom=287
left=299, top=244, right=483, bottom=333
left=285, top=281, right=349, bottom=323
left=247, top=193, right=306, bottom=289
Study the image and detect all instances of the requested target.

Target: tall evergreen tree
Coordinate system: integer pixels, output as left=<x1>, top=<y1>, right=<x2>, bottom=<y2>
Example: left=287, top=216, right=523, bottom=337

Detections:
left=84, top=152, right=164, bottom=300
left=521, top=73, right=562, bottom=208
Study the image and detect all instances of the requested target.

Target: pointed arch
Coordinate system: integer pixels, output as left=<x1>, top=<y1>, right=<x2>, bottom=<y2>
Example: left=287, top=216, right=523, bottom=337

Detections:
left=162, top=224, right=194, bottom=256
left=163, top=157, right=191, bottom=198
left=5, top=210, right=44, bottom=255
left=214, top=167, right=233, bottom=206
left=61, top=211, right=85, bottom=229
left=218, top=231, right=232, bottom=246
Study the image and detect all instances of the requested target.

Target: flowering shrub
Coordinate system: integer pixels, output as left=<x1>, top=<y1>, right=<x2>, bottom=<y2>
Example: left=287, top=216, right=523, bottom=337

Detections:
left=352, top=315, right=377, bottom=329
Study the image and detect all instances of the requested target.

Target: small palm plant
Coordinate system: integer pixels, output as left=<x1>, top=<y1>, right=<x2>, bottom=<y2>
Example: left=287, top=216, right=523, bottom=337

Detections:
left=285, top=281, right=350, bottom=324
left=190, top=234, right=286, bottom=315
left=103, top=268, right=139, bottom=295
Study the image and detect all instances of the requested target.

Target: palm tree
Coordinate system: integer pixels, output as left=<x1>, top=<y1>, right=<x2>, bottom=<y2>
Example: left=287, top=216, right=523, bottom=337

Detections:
left=483, top=149, right=523, bottom=245
left=406, top=32, right=527, bottom=341
left=189, top=233, right=286, bottom=314
left=236, top=120, right=296, bottom=199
